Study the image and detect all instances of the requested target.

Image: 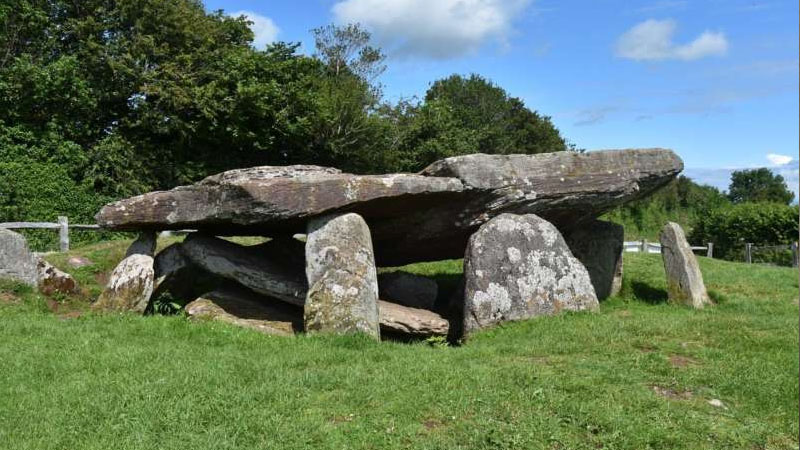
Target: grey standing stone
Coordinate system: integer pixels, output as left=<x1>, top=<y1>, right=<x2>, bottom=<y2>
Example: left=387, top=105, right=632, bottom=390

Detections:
left=304, top=213, right=380, bottom=339
left=659, top=222, right=710, bottom=308
left=0, top=229, right=38, bottom=287
left=378, top=272, right=438, bottom=310
left=125, top=231, right=157, bottom=257
left=462, top=214, right=598, bottom=336
left=93, top=254, right=155, bottom=313
left=565, top=220, right=624, bottom=300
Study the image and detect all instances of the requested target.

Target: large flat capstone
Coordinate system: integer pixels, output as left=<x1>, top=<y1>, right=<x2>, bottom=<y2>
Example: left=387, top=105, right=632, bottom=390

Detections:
left=96, top=149, right=682, bottom=265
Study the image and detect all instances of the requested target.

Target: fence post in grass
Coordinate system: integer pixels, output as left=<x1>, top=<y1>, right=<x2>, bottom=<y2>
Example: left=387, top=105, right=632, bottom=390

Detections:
left=640, top=239, right=647, bottom=253
left=58, top=216, right=69, bottom=252
left=706, top=242, right=714, bottom=258
left=745, top=243, right=752, bottom=264
left=792, top=242, right=798, bottom=268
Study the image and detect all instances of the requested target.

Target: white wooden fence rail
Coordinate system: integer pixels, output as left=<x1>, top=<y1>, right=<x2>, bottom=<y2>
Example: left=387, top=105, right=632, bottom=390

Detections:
left=0, top=216, right=100, bottom=252
left=623, top=240, right=713, bottom=257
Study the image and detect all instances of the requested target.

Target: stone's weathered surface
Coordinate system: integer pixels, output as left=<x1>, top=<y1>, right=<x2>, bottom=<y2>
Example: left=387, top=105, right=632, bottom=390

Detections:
left=373, top=148, right=683, bottom=264
left=66, top=255, right=93, bottom=268
left=93, top=254, right=155, bottom=313
left=461, top=214, right=598, bottom=336
left=565, top=220, right=624, bottom=300
left=0, top=228, right=38, bottom=287
left=378, top=272, right=438, bottom=311
left=378, top=301, right=448, bottom=336
left=181, top=233, right=307, bottom=306
left=96, top=165, right=464, bottom=237
left=125, top=231, right=157, bottom=257
left=37, top=259, right=78, bottom=295
left=185, top=287, right=301, bottom=336
left=304, top=213, right=380, bottom=338
left=659, top=222, right=711, bottom=308
left=96, top=149, right=683, bottom=265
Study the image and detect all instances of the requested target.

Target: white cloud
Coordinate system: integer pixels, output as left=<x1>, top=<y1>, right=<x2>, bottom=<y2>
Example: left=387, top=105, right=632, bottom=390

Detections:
left=615, top=19, right=728, bottom=61
left=331, top=0, right=531, bottom=59
left=231, top=11, right=279, bottom=49
left=767, top=153, right=793, bottom=166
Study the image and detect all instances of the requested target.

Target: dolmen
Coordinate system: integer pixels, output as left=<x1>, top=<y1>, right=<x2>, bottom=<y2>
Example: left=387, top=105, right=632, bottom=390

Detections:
left=93, top=148, right=683, bottom=340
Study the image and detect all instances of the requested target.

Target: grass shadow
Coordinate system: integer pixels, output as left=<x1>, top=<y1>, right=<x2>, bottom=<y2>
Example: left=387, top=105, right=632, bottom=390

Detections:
left=630, top=281, right=668, bottom=305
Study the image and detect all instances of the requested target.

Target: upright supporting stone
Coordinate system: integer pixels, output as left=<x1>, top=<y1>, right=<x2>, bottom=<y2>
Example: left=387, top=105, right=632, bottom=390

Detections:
left=565, top=220, right=624, bottom=300
left=461, top=214, right=598, bottom=337
left=304, top=213, right=380, bottom=339
left=94, top=227, right=158, bottom=313
left=706, top=242, right=714, bottom=258
left=659, top=222, right=710, bottom=308
left=126, top=231, right=157, bottom=257
left=58, top=216, right=69, bottom=252
left=93, top=254, right=155, bottom=313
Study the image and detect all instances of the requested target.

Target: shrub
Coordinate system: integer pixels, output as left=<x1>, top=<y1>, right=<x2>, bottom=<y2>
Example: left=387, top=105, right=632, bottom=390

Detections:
left=689, top=202, right=799, bottom=263
left=0, top=159, right=115, bottom=250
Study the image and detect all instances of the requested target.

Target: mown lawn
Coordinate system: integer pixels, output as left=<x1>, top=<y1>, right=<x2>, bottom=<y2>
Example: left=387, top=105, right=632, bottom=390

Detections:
left=0, top=239, right=797, bottom=449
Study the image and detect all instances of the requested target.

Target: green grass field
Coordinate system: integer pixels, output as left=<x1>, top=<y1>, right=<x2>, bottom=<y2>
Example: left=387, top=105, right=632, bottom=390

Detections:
left=0, top=239, right=798, bottom=449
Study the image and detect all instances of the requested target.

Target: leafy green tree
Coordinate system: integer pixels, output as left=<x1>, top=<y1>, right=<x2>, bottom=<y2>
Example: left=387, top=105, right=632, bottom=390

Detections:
left=308, top=23, right=390, bottom=173
left=423, top=74, right=567, bottom=155
left=383, top=74, right=568, bottom=171
left=727, top=168, right=794, bottom=204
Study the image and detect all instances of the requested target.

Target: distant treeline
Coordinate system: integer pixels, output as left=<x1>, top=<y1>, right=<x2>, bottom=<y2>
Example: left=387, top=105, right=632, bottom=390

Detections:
left=606, top=170, right=798, bottom=264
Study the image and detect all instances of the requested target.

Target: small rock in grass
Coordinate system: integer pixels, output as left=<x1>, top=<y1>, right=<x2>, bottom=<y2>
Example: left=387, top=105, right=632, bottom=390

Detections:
left=708, top=399, right=727, bottom=409
left=66, top=255, right=93, bottom=268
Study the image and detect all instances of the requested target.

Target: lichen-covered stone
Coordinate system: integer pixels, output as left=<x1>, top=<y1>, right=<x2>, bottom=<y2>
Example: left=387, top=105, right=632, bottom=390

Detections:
left=378, top=272, right=438, bottom=311
left=37, top=259, right=78, bottom=295
left=93, top=254, right=155, bottom=313
left=659, top=222, right=710, bottom=308
left=0, top=228, right=38, bottom=287
left=565, top=220, right=624, bottom=300
left=304, top=213, right=380, bottom=339
left=461, top=213, right=598, bottom=336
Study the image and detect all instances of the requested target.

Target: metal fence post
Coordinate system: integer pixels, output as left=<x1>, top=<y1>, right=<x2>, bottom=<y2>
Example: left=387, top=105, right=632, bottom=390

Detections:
left=58, top=216, right=69, bottom=252
left=706, top=242, right=714, bottom=258
left=640, top=239, right=647, bottom=253
left=745, top=243, right=752, bottom=264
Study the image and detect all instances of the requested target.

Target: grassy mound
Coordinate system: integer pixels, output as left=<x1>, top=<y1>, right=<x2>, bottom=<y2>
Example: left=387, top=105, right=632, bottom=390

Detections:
left=0, top=239, right=797, bottom=449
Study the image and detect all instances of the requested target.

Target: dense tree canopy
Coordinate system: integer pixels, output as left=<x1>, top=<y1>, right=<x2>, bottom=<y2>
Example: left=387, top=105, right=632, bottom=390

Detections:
left=727, top=168, right=794, bottom=205
left=0, top=2, right=574, bottom=234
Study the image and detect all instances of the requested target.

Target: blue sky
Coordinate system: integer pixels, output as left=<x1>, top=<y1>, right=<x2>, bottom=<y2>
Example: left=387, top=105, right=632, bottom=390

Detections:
left=203, top=0, right=799, bottom=198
